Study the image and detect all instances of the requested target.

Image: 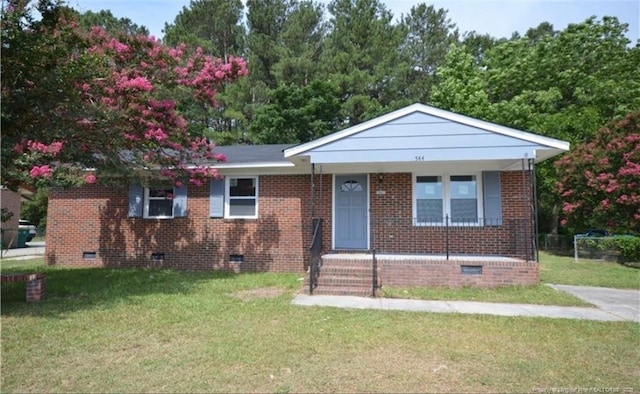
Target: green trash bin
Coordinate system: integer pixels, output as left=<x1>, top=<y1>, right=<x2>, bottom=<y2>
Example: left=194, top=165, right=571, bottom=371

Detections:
left=17, top=229, right=29, bottom=248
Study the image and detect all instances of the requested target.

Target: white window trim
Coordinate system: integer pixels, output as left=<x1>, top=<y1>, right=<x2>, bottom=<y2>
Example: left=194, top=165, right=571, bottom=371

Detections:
left=143, top=187, right=174, bottom=219
left=224, top=176, right=259, bottom=219
left=413, top=173, right=483, bottom=226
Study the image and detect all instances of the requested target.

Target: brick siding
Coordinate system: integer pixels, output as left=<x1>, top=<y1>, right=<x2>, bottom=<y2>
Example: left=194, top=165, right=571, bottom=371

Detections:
left=368, top=171, right=535, bottom=259
left=46, top=175, right=313, bottom=272
left=47, top=170, right=536, bottom=286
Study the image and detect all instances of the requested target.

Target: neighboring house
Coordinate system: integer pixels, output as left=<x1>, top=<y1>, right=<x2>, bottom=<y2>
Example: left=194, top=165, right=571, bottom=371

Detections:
left=1, top=186, right=36, bottom=248
left=46, top=104, right=569, bottom=290
left=1, top=188, right=21, bottom=248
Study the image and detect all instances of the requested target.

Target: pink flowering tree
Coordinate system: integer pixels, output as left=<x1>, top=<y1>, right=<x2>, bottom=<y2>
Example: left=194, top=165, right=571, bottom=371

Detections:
left=1, top=0, right=247, bottom=189
left=556, top=112, right=640, bottom=233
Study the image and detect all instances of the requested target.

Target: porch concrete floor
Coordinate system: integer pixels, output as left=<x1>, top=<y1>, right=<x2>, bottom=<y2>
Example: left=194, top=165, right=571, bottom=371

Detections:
left=324, top=253, right=523, bottom=262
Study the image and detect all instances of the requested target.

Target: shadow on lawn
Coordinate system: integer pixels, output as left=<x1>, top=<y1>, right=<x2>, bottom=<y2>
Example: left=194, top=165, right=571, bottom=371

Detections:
left=0, top=266, right=237, bottom=317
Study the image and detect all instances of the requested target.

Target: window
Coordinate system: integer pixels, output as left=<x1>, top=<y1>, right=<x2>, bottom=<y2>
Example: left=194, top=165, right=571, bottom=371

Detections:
left=340, top=180, right=363, bottom=192
left=450, top=175, right=478, bottom=222
left=128, top=183, right=187, bottom=219
left=414, top=174, right=482, bottom=225
left=415, top=176, right=443, bottom=222
left=145, top=188, right=174, bottom=218
left=209, top=177, right=259, bottom=219
left=226, top=177, right=258, bottom=218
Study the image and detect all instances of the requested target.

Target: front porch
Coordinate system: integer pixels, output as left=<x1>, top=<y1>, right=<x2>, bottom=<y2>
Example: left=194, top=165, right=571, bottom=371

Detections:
left=287, top=104, right=568, bottom=295
left=306, top=249, right=538, bottom=296
left=304, top=170, right=540, bottom=295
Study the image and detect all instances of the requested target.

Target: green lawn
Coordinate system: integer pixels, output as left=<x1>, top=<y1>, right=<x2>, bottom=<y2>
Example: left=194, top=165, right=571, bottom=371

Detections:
left=381, top=283, right=591, bottom=305
left=539, top=252, right=640, bottom=289
left=383, top=252, right=639, bottom=305
left=1, top=257, right=639, bottom=392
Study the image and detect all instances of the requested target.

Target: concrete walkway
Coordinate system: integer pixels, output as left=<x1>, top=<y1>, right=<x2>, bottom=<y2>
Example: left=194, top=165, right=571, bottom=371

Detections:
left=293, top=286, right=640, bottom=322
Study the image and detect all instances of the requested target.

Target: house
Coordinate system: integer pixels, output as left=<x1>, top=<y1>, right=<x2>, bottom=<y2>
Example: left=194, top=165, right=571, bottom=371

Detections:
left=1, top=188, right=22, bottom=248
left=45, top=104, right=569, bottom=291
left=1, top=185, right=36, bottom=249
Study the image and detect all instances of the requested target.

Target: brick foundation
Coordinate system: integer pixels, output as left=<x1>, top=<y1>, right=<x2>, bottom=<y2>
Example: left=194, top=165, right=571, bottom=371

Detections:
left=379, top=256, right=539, bottom=288
left=310, top=253, right=539, bottom=294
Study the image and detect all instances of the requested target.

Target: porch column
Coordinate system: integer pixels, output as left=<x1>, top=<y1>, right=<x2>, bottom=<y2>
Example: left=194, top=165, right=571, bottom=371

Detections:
left=311, top=163, right=315, bottom=221
left=529, top=158, right=539, bottom=262
left=521, top=156, right=535, bottom=261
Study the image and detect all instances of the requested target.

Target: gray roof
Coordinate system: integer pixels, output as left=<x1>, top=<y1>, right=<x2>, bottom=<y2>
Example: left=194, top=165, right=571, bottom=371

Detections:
left=209, top=144, right=294, bottom=165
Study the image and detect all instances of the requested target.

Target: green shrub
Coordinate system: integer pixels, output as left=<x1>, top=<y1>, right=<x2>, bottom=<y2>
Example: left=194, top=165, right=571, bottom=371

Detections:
left=576, top=236, right=640, bottom=263
left=603, top=236, right=640, bottom=263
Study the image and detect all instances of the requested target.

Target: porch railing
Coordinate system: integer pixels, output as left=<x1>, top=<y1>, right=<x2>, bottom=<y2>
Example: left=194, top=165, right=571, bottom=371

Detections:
left=309, top=218, right=323, bottom=294
left=371, top=216, right=535, bottom=261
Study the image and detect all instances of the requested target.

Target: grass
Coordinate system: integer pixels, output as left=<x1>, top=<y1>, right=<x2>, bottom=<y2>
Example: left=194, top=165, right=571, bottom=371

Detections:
left=2, top=259, right=639, bottom=393
left=3, top=252, right=638, bottom=309
left=539, top=252, right=640, bottom=289
left=382, top=252, right=639, bottom=305
left=0, top=257, right=45, bottom=270
left=382, top=284, right=590, bottom=306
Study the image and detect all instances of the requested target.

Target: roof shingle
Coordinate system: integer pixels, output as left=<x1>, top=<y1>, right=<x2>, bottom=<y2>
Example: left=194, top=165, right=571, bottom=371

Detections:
left=205, top=144, right=294, bottom=165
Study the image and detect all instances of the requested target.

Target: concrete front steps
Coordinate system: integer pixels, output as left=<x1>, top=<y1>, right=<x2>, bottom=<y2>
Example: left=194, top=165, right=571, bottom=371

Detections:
left=305, top=253, right=380, bottom=297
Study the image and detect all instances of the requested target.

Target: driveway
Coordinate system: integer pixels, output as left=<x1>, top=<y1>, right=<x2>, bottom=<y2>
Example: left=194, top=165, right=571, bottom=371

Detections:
left=0, top=241, right=45, bottom=260
left=547, top=284, right=640, bottom=322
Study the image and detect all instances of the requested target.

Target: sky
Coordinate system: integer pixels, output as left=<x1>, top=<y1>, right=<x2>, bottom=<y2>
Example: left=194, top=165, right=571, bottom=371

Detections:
left=68, top=0, right=639, bottom=44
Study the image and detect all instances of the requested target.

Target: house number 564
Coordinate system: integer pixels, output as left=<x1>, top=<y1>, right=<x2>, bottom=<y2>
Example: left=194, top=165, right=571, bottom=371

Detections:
left=415, top=156, right=424, bottom=161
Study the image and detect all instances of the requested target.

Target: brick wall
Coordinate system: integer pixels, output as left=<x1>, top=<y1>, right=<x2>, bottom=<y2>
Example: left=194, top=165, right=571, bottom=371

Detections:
left=381, top=257, right=539, bottom=288
left=368, top=171, right=535, bottom=260
left=46, top=170, right=535, bottom=273
left=1, top=273, right=46, bottom=302
left=46, top=175, right=313, bottom=272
